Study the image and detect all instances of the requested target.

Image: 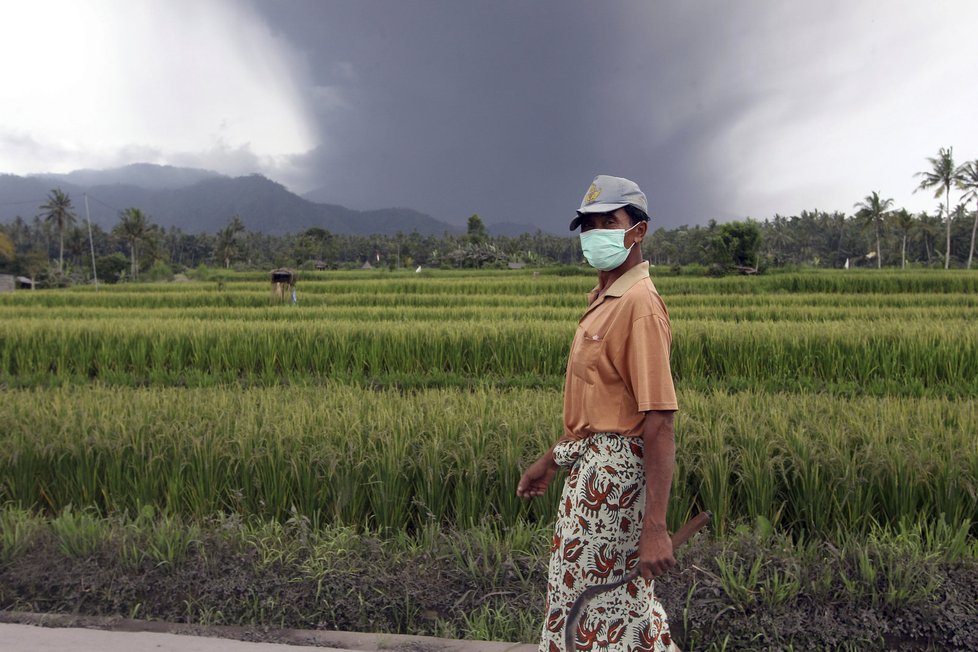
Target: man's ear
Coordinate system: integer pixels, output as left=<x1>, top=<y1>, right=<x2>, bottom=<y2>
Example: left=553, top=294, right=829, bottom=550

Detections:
left=632, top=221, right=648, bottom=243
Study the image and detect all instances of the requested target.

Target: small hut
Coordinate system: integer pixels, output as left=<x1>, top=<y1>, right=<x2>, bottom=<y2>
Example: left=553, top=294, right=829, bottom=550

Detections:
left=270, top=268, right=297, bottom=304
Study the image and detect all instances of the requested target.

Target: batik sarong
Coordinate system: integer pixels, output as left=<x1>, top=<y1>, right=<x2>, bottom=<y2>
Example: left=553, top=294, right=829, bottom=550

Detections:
left=538, top=433, right=677, bottom=652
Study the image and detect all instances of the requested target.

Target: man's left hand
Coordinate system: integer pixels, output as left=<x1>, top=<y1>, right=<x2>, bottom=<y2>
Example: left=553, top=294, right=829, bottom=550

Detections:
left=637, top=524, right=676, bottom=580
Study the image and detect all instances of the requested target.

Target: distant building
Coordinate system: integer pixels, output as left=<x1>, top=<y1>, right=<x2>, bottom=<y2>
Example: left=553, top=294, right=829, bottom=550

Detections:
left=0, top=275, right=34, bottom=291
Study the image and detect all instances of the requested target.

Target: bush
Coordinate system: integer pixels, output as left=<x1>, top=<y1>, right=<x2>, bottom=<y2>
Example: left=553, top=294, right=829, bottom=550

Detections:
left=95, top=253, right=128, bottom=284
left=143, top=261, right=174, bottom=282
left=35, top=264, right=72, bottom=288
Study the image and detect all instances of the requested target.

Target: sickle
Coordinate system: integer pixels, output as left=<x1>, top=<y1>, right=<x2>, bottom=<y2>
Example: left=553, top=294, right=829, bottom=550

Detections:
left=563, top=511, right=712, bottom=651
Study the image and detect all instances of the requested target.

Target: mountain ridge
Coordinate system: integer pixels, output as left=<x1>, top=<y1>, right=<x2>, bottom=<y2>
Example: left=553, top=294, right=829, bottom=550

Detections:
left=0, top=165, right=461, bottom=236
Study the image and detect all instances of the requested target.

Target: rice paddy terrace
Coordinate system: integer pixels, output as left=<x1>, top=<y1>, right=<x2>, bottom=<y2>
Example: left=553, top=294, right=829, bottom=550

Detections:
left=1, top=268, right=976, bottom=650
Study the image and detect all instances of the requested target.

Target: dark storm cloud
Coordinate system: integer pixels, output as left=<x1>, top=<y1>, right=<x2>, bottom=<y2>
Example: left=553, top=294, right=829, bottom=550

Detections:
left=253, top=1, right=740, bottom=231
left=10, top=2, right=971, bottom=233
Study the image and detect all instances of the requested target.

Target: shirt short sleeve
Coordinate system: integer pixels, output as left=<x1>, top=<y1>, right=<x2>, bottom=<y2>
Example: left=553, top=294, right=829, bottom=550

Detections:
left=617, top=313, right=678, bottom=412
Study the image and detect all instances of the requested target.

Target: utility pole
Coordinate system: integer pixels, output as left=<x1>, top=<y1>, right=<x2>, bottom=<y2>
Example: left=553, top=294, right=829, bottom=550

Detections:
left=84, top=194, right=98, bottom=290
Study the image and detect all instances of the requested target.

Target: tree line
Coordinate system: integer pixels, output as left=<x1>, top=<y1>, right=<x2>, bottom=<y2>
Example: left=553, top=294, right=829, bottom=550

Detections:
left=1, top=147, right=976, bottom=285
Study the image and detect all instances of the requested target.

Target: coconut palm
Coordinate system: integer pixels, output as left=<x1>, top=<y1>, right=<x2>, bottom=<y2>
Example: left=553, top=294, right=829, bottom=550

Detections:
left=113, top=208, right=151, bottom=280
left=956, top=159, right=978, bottom=269
left=39, top=188, right=77, bottom=275
left=889, top=208, right=915, bottom=270
left=914, top=147, right=963, bottom=269
left=65, top=226, right=88, bottom=268
left=216, top=215, right=245, bottom=269
left=853, top=191, right=893, bottom=269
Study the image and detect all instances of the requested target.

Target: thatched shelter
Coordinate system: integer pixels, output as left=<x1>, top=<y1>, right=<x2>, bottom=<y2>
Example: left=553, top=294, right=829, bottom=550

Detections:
left=270, top=268, right=297, bottom=303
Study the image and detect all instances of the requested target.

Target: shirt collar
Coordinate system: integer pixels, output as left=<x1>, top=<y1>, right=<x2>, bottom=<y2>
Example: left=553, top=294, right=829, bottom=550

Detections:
left=585, top=261, right=650, bottom=307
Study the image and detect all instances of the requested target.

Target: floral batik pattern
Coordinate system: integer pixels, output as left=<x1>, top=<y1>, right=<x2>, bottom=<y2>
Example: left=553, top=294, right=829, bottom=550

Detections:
left=538, top=433, right=678, bottom=652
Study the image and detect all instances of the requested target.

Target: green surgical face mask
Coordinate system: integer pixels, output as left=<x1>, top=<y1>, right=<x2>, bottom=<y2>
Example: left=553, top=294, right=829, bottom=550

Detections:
left=579, top=222, right=639, bottom=271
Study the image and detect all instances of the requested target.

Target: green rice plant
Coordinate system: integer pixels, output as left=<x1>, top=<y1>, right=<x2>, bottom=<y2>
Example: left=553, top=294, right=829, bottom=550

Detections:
left=115, top=507, right=198, bottom=570
left=890, top=515, right=975, bottom=563
left=777, top=432, right=840, bottom=536
left=50, top=505, right=104, bottom=558
left=730, top=409, right=784, bottom=528
left=715, top=550, right=764, bottom=611
left=145, top=514, right=199, bottom=569
left=458, top=602, right=540, bottom=643
left=363, top=429, right=416, bottom=532
left=3, top=383, right=977, bottom=546
left=864, top=528, right=942, bottom=609
left=757, top=561, right=801, bottom=609
left=445, top=522, right=524, bottom=586
left=447, top=420, right=495, bottom=530
left=241, top=518, right=303, bottom=568
left=413, top=429, right=456, bottom=523
left=4, top=282, right=978, bottom=395
left=0, top=504, right=43, bottom=562
left=683, top=405, right=734, bottom=533
left=299, top=524, right=370, bottom=578
left=183, top=598, right=226, bottom=626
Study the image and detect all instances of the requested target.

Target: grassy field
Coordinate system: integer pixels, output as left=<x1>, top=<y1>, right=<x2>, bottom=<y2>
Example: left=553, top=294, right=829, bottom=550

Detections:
left=1, top=267, right=976, bottom=650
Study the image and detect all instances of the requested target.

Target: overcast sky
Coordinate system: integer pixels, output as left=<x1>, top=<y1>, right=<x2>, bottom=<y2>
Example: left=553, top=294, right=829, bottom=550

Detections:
left=2, top=0, right=977, bottom=231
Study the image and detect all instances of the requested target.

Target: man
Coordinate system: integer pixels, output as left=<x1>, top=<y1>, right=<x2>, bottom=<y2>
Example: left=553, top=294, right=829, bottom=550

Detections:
left=517, top=175, right=679, bottom=652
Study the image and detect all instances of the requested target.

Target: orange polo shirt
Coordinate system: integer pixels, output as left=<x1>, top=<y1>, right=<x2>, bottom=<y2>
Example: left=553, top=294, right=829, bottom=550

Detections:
left=562, top=261, right=678, bottom=440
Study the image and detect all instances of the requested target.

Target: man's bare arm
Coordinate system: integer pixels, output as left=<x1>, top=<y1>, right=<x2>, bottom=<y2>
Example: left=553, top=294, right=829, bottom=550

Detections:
left=638, top=409, right=677, bottom=579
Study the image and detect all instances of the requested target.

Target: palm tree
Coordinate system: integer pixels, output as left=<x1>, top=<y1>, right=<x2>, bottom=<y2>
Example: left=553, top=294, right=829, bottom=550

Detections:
left=956, top=159, right=978, bottom=269
left=890, top=208, right=915, bottom=270
left=853, top=191, right=893, bottom=269
left=39, top=189, right=77, bottom=275
left=914, top=147, right=963, bottom=269
left=913, top=209, right=941, bottom=266
left=216, top=215, right=246, bottom=269
left=113, top=208, right=151, bottom=280
left=65, top=226, right=88, bottom=268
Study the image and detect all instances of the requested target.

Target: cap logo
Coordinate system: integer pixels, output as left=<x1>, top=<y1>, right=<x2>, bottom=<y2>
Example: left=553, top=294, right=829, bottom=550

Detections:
left=583, top=183, right=601, bottom=205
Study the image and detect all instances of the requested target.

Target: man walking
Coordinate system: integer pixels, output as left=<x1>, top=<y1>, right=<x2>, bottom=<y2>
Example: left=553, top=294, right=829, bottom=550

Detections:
left=517, top=175, right=679, bottom=651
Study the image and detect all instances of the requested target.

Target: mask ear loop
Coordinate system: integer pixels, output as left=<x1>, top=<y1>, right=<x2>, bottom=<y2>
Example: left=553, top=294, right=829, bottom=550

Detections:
left=622, top=221, right=641, bottom=250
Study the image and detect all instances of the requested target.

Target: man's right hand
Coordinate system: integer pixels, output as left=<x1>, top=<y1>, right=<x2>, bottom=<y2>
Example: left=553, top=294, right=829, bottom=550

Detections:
left=516, top=452, right=558, bottom=499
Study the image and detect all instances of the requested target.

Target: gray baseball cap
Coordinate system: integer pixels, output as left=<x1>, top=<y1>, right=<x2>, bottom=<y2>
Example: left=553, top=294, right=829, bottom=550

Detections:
left=569, top=174, right=649, bottom=231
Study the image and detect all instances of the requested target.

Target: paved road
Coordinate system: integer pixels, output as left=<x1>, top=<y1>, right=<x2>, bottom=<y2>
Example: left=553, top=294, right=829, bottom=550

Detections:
left=0, top=623, right=349, bottom=652
left=0, top=620, right=537, bottom=652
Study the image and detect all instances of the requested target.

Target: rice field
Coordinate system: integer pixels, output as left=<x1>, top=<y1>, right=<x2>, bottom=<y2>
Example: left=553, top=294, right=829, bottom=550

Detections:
left=0, top=268, right=978, bottom=652
left=2, top=384, right=975, bottom=538
left=1, top=267, right=977, bottom=648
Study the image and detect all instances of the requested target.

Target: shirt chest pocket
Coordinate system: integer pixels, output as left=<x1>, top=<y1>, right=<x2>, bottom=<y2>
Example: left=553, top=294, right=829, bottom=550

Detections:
left=571, top=331, right=605, bottom=383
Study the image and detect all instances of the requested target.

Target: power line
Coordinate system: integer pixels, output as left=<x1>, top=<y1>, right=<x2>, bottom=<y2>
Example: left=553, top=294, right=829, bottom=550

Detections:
left=0, top=191, right=124, bottom=214
left=0, top=198, right=47, bottom=208
left=83, top=193, right=125, bottom=215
